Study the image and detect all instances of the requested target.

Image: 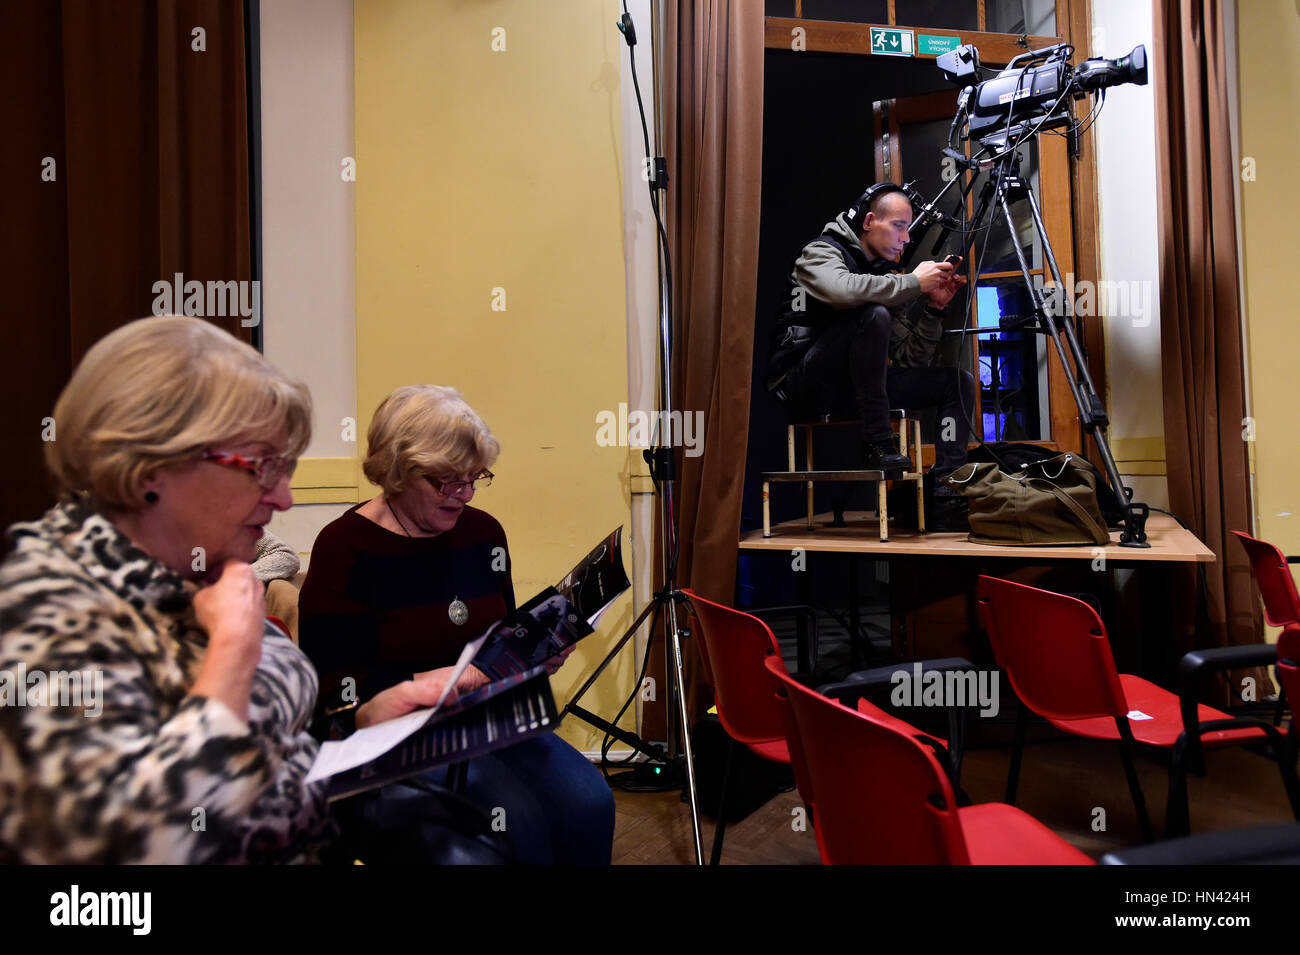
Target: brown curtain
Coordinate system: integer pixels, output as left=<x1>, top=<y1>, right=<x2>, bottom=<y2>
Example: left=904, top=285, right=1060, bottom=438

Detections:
left=645, top=0, right=764, bottom=734
left=1, top=0, right=253, bottom=535
left=1153, top=0, right=1264, bottom=690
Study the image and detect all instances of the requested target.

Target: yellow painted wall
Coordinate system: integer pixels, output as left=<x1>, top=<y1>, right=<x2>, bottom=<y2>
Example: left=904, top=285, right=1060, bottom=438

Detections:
left=1238, top=2, right=1300, bottom=566
left=354, top=0, right=634, bottom=750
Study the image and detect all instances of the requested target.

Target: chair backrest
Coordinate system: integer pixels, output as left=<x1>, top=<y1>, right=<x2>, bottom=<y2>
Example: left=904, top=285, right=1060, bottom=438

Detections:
left=763, top=655, right=969, bottom=864
left=1232, top=530, right=1300, bottom=628
left=1277, top=625, right=1300, bottom=711
left=761, top=655, right=817, bottom=813
left=682, top=589, right=786, bottom=746
left=977, top=575, right=1128, bottom=721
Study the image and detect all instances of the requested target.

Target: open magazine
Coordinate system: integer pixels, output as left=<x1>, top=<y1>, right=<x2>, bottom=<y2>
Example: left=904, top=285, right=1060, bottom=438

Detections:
left=304, top=526, right=630, bottom=797
left=472, top=526, right=631, bottom=680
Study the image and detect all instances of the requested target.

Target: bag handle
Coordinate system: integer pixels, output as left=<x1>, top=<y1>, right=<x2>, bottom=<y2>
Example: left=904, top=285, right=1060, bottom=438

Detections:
left=1025, top=476, right=1109, bottom=543
left=946, top=463, right=980, bottom=485
left=1033, top=453, right=1073, bottom=481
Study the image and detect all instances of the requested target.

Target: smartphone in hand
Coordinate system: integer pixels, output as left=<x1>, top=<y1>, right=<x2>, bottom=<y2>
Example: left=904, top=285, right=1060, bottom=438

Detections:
left=944, top=254, right=963, bottom=267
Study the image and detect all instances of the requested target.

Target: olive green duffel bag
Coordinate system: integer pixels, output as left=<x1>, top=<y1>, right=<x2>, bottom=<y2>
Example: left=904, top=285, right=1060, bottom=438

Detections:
left=941, top=452, right=1110, bottom=546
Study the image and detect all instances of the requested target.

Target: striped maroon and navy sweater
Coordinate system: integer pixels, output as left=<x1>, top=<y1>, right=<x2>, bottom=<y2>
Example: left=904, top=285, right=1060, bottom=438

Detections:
left=298, top=503, right=514, bottom=714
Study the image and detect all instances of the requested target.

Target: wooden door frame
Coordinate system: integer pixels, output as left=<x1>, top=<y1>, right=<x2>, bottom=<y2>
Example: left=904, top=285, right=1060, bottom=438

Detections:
left=767, top=0, right=1106, bottom=465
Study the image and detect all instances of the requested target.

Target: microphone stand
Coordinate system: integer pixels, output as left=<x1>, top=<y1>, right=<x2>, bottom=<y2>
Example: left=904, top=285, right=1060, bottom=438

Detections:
left=561, top=0, right=706, bottom=865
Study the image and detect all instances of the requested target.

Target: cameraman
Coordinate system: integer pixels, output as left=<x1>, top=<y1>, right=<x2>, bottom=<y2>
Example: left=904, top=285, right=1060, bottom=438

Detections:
left=765, top=183, right=976, bottom=529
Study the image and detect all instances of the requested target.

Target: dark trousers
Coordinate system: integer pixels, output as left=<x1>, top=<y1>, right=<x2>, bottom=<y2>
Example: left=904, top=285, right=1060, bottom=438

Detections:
left=330, top=733, right=615, bottom=865
left=422, top=732, right=615, bottom=864
left=783, top=304, right=975, bottom=480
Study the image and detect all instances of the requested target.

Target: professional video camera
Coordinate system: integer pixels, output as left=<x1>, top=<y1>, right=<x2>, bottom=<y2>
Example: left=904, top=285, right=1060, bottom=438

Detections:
left=902, top=40, right=1153, bottom=546
left=936, top=41, right=1147, bottom=146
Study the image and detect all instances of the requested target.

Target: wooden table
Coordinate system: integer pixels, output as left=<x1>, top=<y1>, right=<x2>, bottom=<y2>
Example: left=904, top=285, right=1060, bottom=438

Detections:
left=739, top=512, right=1212, bottom=677
left=741, top=511, right=1213, bottom=562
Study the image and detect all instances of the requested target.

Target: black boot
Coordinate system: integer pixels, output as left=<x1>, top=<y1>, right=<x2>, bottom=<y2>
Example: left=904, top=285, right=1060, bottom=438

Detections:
left=930, top=492, right=970, bottom=532
left=861, top=437, right=911, bottom=475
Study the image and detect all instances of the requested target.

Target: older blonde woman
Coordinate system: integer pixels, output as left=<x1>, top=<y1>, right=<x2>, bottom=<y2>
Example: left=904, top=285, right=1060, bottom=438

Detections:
left=0, top=317, right=484, bottom=864
left=299, top=385, right=615, bottom=864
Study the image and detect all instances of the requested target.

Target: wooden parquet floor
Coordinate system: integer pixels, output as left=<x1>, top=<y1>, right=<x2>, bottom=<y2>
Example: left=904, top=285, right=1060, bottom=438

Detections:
left=611, top=738, right=1297, bottom=864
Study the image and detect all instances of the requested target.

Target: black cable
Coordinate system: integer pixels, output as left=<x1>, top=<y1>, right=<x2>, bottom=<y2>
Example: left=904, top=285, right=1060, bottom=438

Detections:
left=599, top=608, right=676, bottom=792
left=1073, top=87, right=1107, bottom=139
left=621, top=1, right=680, bottom=584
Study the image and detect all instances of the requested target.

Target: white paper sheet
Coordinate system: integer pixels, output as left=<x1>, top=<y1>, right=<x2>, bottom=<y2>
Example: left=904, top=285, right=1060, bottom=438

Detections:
left=304, top=631, right=490, bottom=785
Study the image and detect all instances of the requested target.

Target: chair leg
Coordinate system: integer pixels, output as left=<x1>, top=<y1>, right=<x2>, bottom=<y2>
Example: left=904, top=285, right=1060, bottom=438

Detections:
left=1275, top=741, right=1300, bottom=821
left=1166, top=739, right=1192, bottom=839
left=1006, top=703, right=1028, bottom=804
left=877, top=480, right=888, bottom=542
left=762, top=481, right=771, bottom=538
left=1116, top=722, right=1155, bottom=841
left=946, top=702, right=966, bottom=787
left=916, top=476, right=926, bottom=533
left=805, top=429, right=815, bottom=529
left=711, top=737, right=737, bottom=866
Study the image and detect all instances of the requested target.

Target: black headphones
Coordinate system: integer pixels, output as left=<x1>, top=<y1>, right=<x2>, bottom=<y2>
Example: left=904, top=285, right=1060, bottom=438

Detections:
left=843, top=182, right=912, bottom=234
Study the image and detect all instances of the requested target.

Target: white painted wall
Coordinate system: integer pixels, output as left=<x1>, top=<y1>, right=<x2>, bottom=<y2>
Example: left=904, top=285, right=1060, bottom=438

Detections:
left=1090, top=0, right=1168, bottom=508
left=259, top=0, right=358, bottom=553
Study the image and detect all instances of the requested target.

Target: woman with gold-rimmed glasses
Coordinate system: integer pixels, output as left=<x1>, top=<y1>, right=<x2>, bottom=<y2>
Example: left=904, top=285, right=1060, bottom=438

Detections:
left=299, top=384, right=615, bottom=864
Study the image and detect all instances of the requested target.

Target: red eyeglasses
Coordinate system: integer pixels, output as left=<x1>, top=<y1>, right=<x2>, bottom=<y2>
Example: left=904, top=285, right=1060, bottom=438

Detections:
left=202, top=450, right=297, bottom=489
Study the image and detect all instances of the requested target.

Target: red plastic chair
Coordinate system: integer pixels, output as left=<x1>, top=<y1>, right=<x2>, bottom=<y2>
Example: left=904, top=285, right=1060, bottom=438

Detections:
left=977, top=575, right=1300, bottom=840
left=1231, top=530, right=1300, bottom=765
left=683, top=589, right=812, bottom=864
left=763, top=656, right=1093, bottom=865
left=1279, top=627, right=1300, bottom=758
left=1232, top=530, right=1300, bottom=627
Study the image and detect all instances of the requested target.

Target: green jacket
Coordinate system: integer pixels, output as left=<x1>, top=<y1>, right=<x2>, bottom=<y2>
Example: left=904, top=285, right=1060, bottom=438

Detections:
left=791, top=214, right=948, bottom=368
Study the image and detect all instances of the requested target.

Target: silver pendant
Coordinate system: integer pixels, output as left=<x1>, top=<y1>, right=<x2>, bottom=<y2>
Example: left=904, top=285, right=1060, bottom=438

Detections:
left=448, top=598, right=469, bottom=626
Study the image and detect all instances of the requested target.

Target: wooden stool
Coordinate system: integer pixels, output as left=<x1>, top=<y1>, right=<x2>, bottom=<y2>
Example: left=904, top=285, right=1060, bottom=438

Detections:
left=761, top=410, right=925, bottom=542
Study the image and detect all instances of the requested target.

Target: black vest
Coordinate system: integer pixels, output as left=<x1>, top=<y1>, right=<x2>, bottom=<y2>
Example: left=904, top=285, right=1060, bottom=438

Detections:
left=765, top=232, right=895, bottom=395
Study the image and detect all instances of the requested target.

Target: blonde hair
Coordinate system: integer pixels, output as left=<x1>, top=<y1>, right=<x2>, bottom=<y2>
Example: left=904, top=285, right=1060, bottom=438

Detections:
left=362, top=385, right=499, bottom=496
left=46, top=315, right=312, bottom=509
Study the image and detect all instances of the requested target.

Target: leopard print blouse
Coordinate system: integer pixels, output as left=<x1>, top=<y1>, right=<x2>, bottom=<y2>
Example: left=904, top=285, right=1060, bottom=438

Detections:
left=0, top=498, right=331, bottom=863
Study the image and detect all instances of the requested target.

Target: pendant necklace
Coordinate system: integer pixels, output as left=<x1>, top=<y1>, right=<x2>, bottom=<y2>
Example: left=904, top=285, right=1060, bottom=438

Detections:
left=448, top=597, right=469, bottom=626
left=386, top=497, right=468, bottom=627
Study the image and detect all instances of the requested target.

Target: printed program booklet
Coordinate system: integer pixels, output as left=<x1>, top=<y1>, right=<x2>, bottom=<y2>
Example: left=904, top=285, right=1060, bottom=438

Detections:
left=472, top=526, right=631, bottom=680
left=304, top=526, right=630, bottom=798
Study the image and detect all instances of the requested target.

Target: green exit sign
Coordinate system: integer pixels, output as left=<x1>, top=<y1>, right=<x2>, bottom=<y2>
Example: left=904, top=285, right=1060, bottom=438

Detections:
left=870, top=27, right=915, bottom=57
left=919, top=34, right=962, bottom=56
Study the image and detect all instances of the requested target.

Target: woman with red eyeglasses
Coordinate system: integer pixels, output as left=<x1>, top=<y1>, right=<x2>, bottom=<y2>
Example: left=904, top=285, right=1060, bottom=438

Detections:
left=0, top=317, right=499, bottom=864
left=298, top=385, right=615, bottom=865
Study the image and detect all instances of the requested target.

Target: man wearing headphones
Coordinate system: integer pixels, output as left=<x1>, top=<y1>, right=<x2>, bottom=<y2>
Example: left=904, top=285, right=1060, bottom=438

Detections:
left=766, top=182, right=975, bottom=527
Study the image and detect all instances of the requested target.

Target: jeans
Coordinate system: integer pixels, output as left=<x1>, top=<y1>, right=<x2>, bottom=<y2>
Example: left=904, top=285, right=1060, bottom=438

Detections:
left=423, top=732, right=616, bottom=865
left=784, top=304, right=975, bottom=481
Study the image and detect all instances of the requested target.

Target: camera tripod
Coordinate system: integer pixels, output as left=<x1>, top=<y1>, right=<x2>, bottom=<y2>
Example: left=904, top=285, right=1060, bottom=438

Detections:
left=920, top=143, right=1149, bottom=546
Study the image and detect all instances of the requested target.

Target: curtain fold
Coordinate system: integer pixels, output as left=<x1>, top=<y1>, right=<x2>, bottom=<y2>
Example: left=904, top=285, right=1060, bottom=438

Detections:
left=1153, top=0, right=1264, bottom=691
left=649, top=0, right=764, bottom=730
left=1, top=0, right=253, bottom=536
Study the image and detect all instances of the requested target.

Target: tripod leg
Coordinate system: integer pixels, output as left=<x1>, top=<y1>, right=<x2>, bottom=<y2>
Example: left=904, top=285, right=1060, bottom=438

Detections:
left=562, top=596, right=659, bottom=718
left=665, top=595, right=706, bottom=864
left=1011, top=183, right=1147, bottom=545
